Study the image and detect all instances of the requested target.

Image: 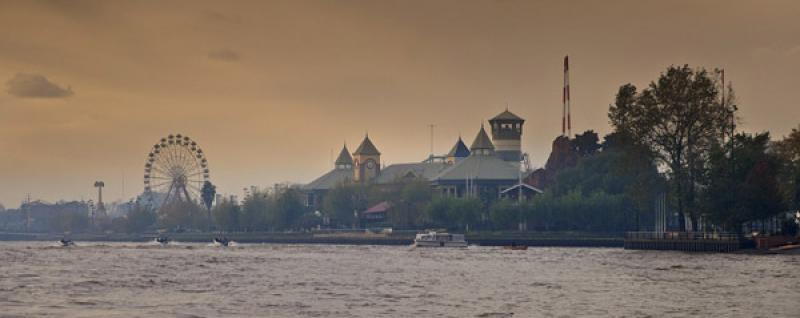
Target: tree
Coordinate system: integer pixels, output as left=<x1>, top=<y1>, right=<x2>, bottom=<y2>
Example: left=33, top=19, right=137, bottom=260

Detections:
left=212, top=197, right=240, bottom=232
left=159, top=200, right=205, bottom=231
left=774, top=125, right=800, bottom=211
left=201, top=181, right=216, bottom=210
left=269, top=188, right=306, bottom=230
left=201, top=181, right=216, bottom=230
left=241, top=190, right=269, bottom=231
left=388, top=179, right=432, bottom=228
left=422, top=196, right=454, bottom=228
left=572, top=130, right=601, bottom=157
left=451, top=197, right=482, bottom=231
left=323, top=183, right=368, bottom=227
left=51, top=208, right=90, bottom=233
left=703, top=133, right=787, bottom=230
left=125, top=202, right=157, bottom=233
left=489, top=199, right=519, bottom=230
left=608, top=65, right=735, bottom=231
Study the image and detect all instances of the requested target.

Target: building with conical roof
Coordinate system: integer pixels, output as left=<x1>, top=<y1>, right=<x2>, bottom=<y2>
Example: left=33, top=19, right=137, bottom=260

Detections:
left=302, top=144, right=354, bottom=208
left=446, top=136, right=470, bottom=164
left=334, top=144, right=353, bottom=170
left=302, top=109, right=539, bottom=212
left=470, top=124, right=495, bottom=155
left=432, top=125, right=523, bottom=199
left=353, top=134, right=381, bottom=182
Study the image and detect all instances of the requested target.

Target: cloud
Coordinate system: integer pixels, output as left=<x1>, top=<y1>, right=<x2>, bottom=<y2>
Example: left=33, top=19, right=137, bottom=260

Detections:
left=208, top=49, right=241, bottom=62
left=6, top=73, right=74, bottom=98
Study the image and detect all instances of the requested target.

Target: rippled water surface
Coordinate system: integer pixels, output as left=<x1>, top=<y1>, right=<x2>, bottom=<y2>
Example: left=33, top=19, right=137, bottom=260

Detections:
left=1, top=242, right=798, bottom=317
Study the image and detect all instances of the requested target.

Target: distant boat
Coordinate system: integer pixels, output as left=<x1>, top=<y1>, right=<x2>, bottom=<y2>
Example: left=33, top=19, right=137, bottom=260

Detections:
left=413, top=231, right=467, bottom=247
left=212, top=237, right=231, bottom=247
left=155, top=236, right=170, bottom=245
left=58, top=239, right=75, bottom=247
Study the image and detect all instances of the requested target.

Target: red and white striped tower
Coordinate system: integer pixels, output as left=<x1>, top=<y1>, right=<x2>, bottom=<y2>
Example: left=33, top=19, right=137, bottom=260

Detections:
left=563, top=55, right=571, bottom=137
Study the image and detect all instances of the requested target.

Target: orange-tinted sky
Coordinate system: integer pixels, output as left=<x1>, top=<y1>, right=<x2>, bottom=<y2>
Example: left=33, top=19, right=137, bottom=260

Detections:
left=1, top=0, right=799, bottom=208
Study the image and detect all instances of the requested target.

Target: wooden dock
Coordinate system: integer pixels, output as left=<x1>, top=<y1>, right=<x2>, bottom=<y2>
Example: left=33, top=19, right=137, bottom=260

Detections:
left=624, top=232, right=740, bottom=252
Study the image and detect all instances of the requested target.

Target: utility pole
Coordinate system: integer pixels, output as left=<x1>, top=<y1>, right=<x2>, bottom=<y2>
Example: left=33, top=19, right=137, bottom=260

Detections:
left=429, top=124, right=435, bottom=160
left=24, top=193, right=31, bottom=232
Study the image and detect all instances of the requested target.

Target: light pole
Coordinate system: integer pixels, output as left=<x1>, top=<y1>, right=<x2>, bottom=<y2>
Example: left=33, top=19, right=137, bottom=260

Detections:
left=93, top=181, right=105, bottom=226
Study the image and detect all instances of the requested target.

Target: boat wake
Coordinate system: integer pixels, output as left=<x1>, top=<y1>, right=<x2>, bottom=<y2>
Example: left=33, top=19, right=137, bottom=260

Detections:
left=209, top=238, right=237, bottom=247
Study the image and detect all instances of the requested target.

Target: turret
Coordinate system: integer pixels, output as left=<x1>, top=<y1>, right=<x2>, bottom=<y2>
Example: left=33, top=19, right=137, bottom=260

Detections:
left=488, top=109, right=524, bottom=161
left=446, top=136, right=470, bottom=164
left=334, top=144, right=353, bottom=170
left=470, top=124, right=495, bottom=156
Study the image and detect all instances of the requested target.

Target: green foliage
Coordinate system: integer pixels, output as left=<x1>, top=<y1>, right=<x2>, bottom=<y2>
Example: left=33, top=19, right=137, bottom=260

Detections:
left=774, top=125, right=800, bottom=211
left=323, top=183, right=368, bottom=227
left=703, top=132, right=787, bottom=230
left=50, top=209, right=90, bottom=233
left=125, top=202, right=157, bottom=233
left=422, top=196, right=482, bottom=231
left=548, top=132, right=662, bottom=230
left=526, top=189, right=629, bottom=232
left=212, top=197, right=240, bottom=232
left=158, top=200, right=206, bottom=231
left=608, top=65, right=735, bottom=230
left=207, top=188, right=310, bottom=232
left=240, top=191, right=269, bottom=231
left=489, top=199, right=520, bottom=230
left=269, top=188, right=307, bottom=230
left=388, top=179, right=432, bottom=228
left=572, top=130, right=601, bottom=157
left=201, top=181, right=216, bottom=211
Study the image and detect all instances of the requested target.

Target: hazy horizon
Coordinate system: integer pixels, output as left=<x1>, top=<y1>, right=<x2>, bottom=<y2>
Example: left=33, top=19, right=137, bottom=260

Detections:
left=2, top=0, right=800, bottom=208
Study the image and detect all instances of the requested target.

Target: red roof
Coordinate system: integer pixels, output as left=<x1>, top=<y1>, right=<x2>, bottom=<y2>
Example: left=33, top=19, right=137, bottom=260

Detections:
left=363, top=201, right=391, bottom=214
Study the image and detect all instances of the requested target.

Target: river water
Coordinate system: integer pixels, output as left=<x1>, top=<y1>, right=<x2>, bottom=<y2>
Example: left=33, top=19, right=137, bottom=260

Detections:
left=0, top=242, right=797, bottom=317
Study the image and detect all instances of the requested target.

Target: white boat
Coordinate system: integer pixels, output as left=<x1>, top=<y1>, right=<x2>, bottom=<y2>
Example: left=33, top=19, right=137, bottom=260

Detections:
left=414, top=231, right=467, bottom=247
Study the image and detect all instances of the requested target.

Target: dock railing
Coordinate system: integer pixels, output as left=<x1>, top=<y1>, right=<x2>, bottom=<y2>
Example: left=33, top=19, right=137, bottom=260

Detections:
left=625, top=231, right=739, bottom=242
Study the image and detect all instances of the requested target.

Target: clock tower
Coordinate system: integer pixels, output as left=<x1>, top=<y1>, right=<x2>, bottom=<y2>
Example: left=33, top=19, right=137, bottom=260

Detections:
left=353, top=134, right=381, bottom=183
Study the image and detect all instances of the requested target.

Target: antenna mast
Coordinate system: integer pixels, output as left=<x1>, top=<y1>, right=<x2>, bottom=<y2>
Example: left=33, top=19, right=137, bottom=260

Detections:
left=563, top=55, right=571, bottom=137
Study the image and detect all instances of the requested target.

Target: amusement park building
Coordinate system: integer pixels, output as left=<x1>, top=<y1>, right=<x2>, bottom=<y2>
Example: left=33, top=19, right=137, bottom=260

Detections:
left=302, top=109, right=542, bottom=211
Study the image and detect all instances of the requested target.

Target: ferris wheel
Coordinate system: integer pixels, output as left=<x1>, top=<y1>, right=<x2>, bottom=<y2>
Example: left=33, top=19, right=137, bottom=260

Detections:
left=143, top=134, right=209, bottom=206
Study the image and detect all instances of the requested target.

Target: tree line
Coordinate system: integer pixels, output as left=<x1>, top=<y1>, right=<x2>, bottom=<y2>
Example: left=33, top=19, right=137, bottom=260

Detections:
left=116, top=186, right=315, bottom=233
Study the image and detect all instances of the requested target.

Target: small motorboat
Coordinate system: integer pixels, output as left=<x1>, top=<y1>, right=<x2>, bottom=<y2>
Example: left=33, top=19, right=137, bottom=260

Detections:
left=413, top=231, right=467, bottom=248
left=58, top=239, right=75, bottom=247
left=213, top=237, right=230, bottom=247
left=503, top=243, right=528, bottom=250
left=155, top=236, right=170, bottom=245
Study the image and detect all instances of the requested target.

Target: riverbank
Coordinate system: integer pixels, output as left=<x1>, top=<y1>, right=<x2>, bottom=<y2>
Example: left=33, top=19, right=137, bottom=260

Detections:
left=0, top=231, right=624, bottom=247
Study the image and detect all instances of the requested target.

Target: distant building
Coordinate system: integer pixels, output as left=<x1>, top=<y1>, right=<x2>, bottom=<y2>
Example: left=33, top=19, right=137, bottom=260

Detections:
left=0, top=200, right=91, bottom=233
left=303, top=145, right=354, bottom=208
left=432, top=124, right=540, bottom=200
left=446, top=136, right=470, bottom=164
left=361, top=201, right=391, bottom=224
left=488, top=109, right=525, bottom=162
left=302, top=109, right=540, bottom=211
left=352, top=134, right=381, bottom=183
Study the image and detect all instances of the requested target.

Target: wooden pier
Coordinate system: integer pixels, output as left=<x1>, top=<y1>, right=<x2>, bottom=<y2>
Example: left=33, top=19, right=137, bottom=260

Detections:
left=624, top=232, right=740, bottom=252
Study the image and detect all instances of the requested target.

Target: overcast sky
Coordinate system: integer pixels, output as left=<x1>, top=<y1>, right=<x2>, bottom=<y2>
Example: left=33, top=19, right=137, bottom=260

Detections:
left=1, top=0, right=799, bottom=208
